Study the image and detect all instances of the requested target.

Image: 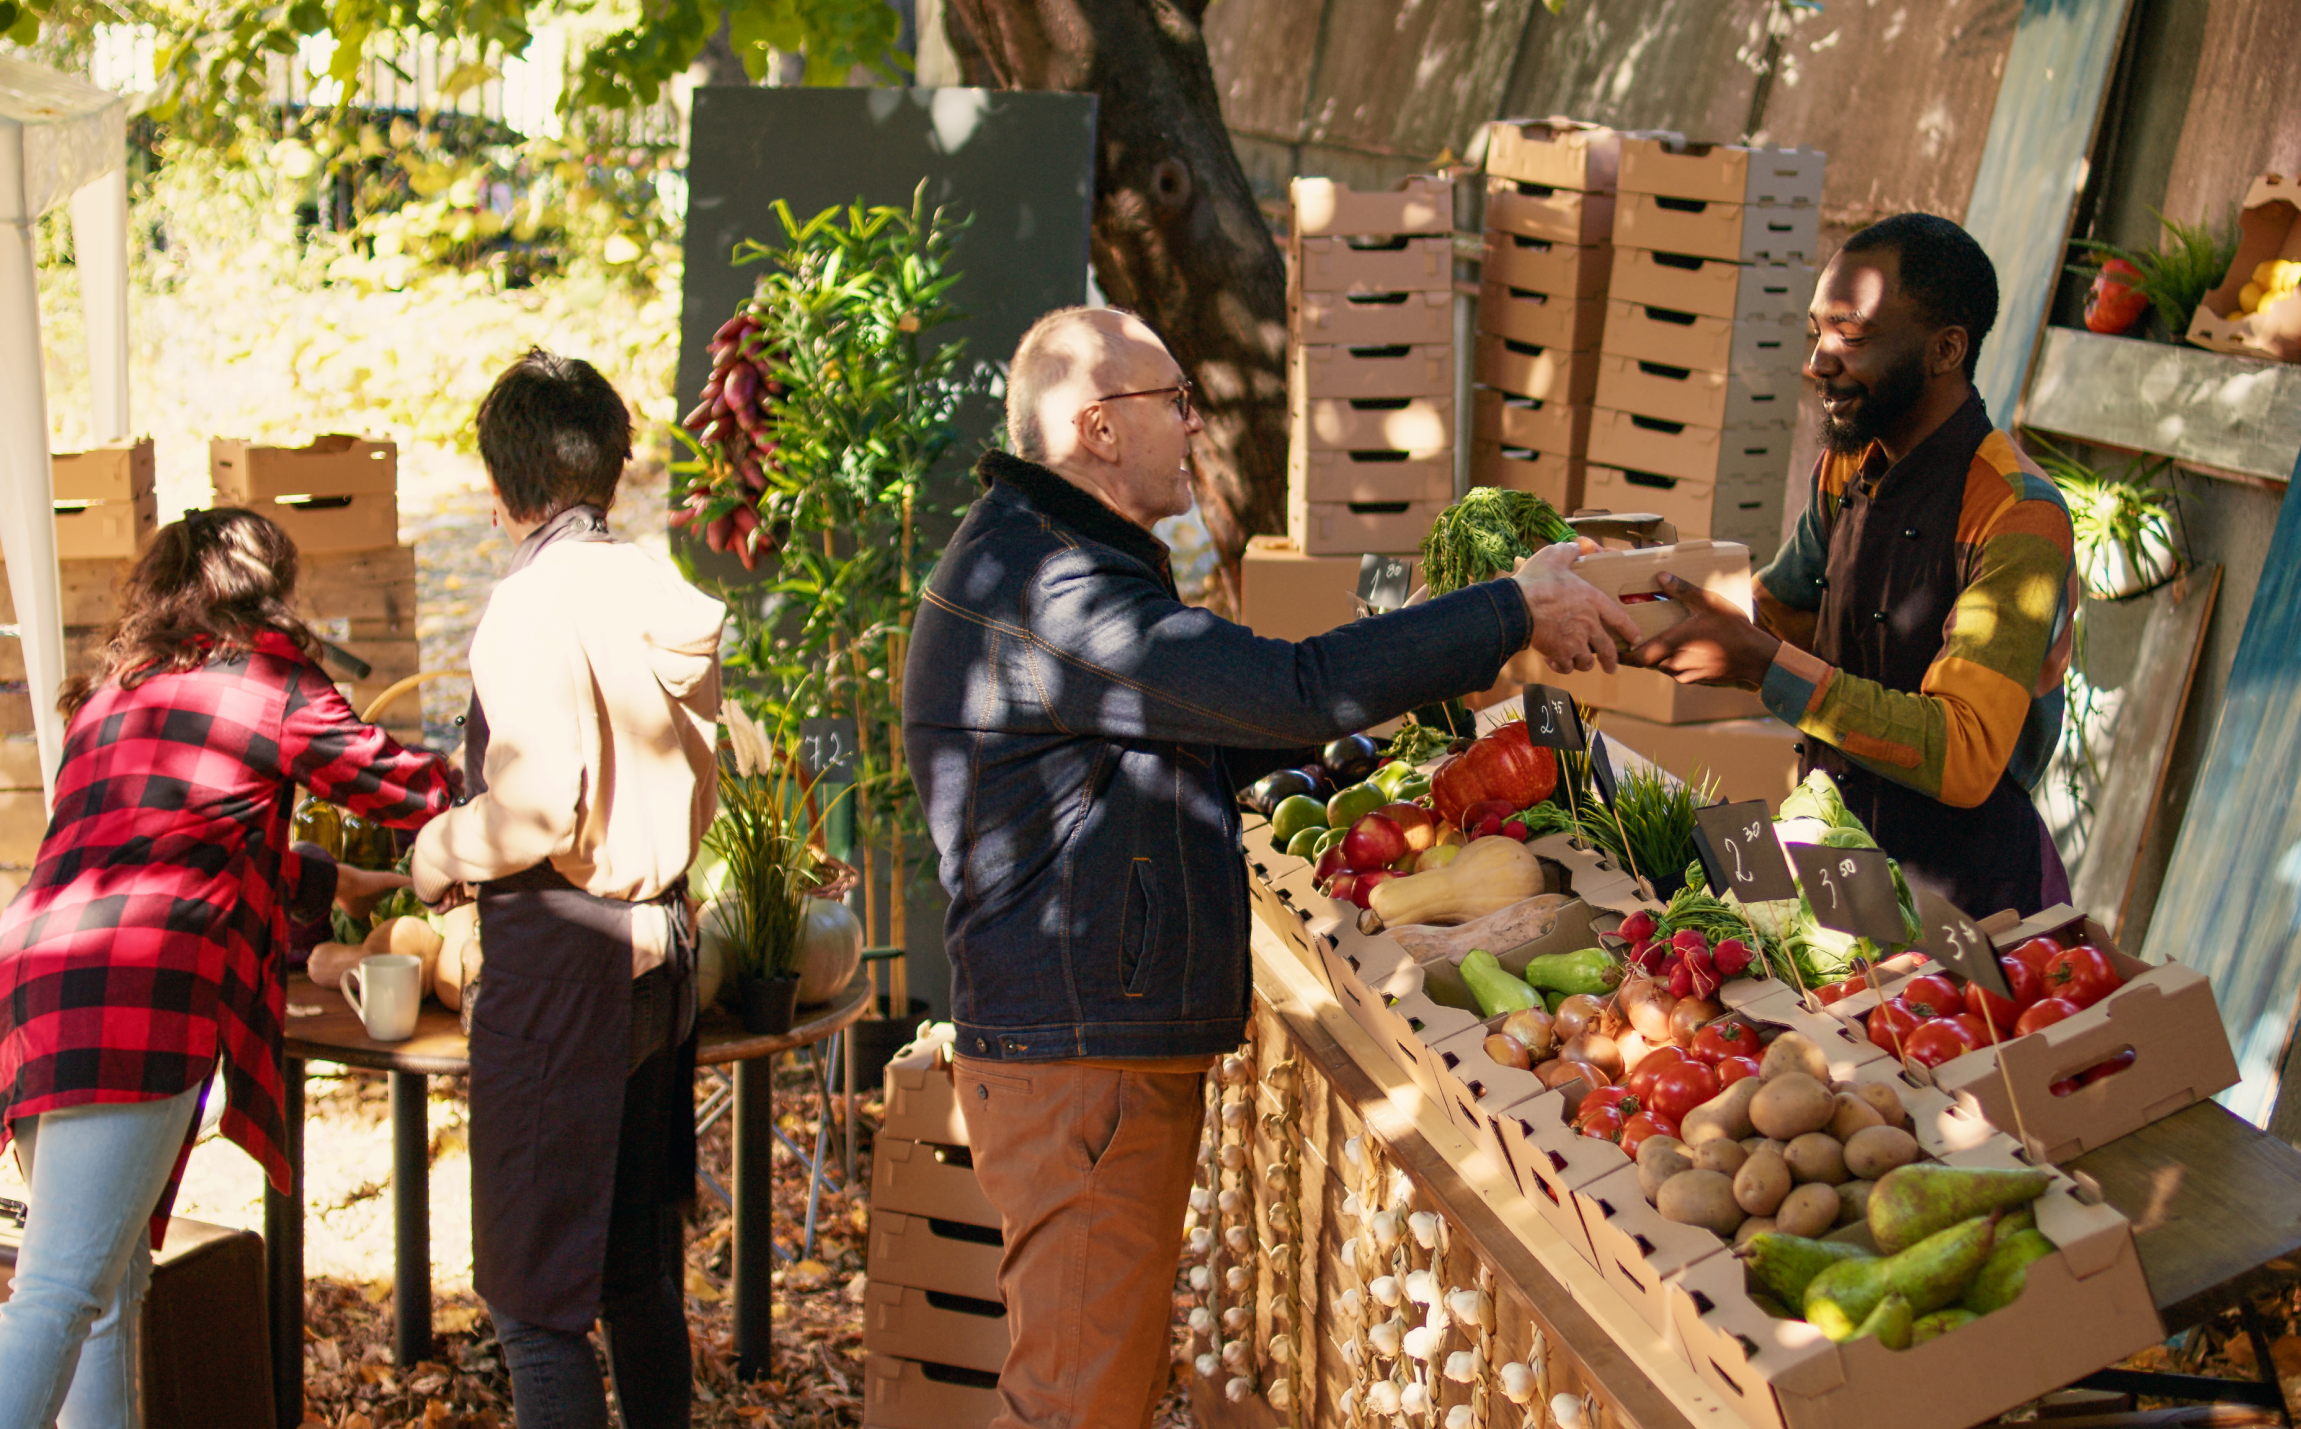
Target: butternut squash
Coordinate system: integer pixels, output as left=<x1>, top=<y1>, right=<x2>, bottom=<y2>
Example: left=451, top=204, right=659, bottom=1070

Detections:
left=433, top=903, right=481, bottom=1010
left=307, top=941, right=364, bottom=990
left=365, top=916, right=444, bottom=998
left=1367, top=836, right=1545, bottom=929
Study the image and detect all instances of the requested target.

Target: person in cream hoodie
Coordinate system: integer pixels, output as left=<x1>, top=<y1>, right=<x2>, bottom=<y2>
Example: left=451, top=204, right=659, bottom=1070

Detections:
left=414, top=350, right=724, bottom=1429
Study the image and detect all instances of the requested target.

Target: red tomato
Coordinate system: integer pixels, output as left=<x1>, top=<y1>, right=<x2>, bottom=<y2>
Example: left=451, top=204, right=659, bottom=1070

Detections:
left=1578, top=1106, right=1625, bottom=1142
left=2014, top=997, right=2083, bottom=1036
left=2050, top=1077, right=2080, bottom=1098
left=1626, top=1046, right=1688, bottom=1102
left=2085, top=258, right=2149, bottom=335
left=1618, top=1111, right=1679, bottom=1159
left=1943, top=1013, right=1992, bottom=1048
left=1866, top=997, right=1923, bottom=1054
left=1899, top=974, right=1964, bottom=1021
left=2044, top=944, right=2123, bottom=1009
left=1815, top=974, right=1869, bottom=1006
left=1903, top=1019, right=1981, bottom=1068
left=1576, top=1086, right=1634, bottom=1130
left=1648, top=1061, right=1723, bottom=1122
left=1715, top=1055, right=1763, bottom=1089
left=2078, top=1048, right=2137, bottom=1086
left=1690, top=1019, right=1760, bottom=1066
left=1965, top=956, right=2045, bottom=1031
left=2003, top=935, right=2063, bottom=982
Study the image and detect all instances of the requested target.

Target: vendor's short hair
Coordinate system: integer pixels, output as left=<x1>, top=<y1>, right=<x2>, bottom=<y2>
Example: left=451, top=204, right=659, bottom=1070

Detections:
left=477, top=348, right=632, bottom=521
left=1841, top=214, right=1999, bottom=379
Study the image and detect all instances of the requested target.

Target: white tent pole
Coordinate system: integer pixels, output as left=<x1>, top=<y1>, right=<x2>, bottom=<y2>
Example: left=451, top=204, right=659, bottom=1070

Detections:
left=69, top=166, right=129, bottom=442
left=0, top=212, right=69, bottom=803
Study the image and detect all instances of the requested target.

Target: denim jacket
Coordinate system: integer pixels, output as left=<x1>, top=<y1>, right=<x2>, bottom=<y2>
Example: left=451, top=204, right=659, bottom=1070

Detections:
left=902, top=452, right=1532, bottom=1061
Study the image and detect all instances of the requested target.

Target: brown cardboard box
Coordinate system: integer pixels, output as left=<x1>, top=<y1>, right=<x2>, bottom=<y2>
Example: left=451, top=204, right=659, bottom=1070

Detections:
left=1239, top=536, right=1372, bottom=639
left=1588, top=406, right=1796, bottom=485
left=866, top=1212, right=1003, bottom=1298
left=1474, top=334, right=1600, bottom=405
left=0, top=791, right=49, bottom=865
left=1567, top=538, right=1752, bottom=641
left=1470, top=444, right=1583, bottom=507
left=1611, top=248, right=1816, bottom=323
left=1479, top=282, right=1606, bottom=352
left=211, top=435, right=397, bottom=502
left=49, top=438, right=154, bottom=503
left=0, top=738, right=41, bottom=790
left=1315, top=932, right=1425, bottom=1057
left=1600, top=299, right=1804, bottom=376
left=298, top=545, right=420, bottom=633
left=1425, top=1024, right=1551, bottom=1151
left=1473, top=387, right=1591, bottom=455
left=1575, top=1163, right=1729, bottom=1336
left=862, top=1282, right=1010, bottom=1376
left=1484, top=117, right=1628, bottom=191
left=222, top=493, right=399, bottom=556
left=2187, top=174, right=2301, bottom=357
left=1291, top=395, right=1453, bottom=453
left=883, top=1036, right=969, bottom=1147
left=52, top=491, right=156, bottom=560
left=1551, top=664, right=1766, bottom=725
left=0, top=558, right=132, bottom=627
left=1595, top=352, right=1800, bottom=430
left=1291, top=175, right=1453, bottom=238
left=1291, top=447, right=1455, bottom=503
left=1293, top=233, right=1453, bottom=292
left=1486, top=177, right=1615, bottom=246
left=1616, top=137, right=1825, bottom=206
left=1379, top=990, right=1482, bottom=1100
left=1583, top=464, right=1782, bottom=549
left=872, top=1137, right=1001, bottom=1229
left=1293, top=343, right=1454, bottom=399
left=1287, top=496, right=1444, bottom=556
left=1292, top=288, right=1454, bottom=347
left=1595, top=710, right=1801, bottom=804
left=862, top=1353, right=1002, bottom=1429
left=1613, top=192, right=1820, bottom=264
left=0, top=629, right=103, bottom=685
left=1482, top=233, right=1613, bottom=297
left=1491, top=1089, right=1628, bottom=1266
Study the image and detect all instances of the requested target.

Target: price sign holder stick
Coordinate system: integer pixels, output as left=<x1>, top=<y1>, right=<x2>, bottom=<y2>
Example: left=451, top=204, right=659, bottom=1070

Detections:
left=1913, top=890, right=2041, bottom=1160
left=1588, top=730, right=1655, bottom=902
left=1972, top=999, right=2043, bottom=1163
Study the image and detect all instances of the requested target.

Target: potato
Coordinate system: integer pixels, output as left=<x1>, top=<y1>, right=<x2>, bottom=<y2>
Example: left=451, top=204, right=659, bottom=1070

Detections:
left=1835, top=1179, right=1875, bottom=1227
left=1842, top=1124, right=1922, bottom=1180
left=1732, top=1147, right=1792, bottom=1216
left=1733, top=1215, right=1778, bottom=1249
left=1656, top=1169, right=1746, bottom=1238
left=307, top=941, right=364, bottom=990
left=1760, top=1030, right=1830, bottom=1084
left=1827, top=1092, right=1885, bottom=1141
left=1775, top=1182, right=1840, bottom=1237
left=1637, top=1137, right=1696, bottom=1202
left=1741, top=1134, right=1771, bottom=1154
left=1784, top=1131, right=1849, bottom=1185
left=1749, top=1073, right=1836, bottom=1140
left=1681, top=1076, right=1761, bottom=1145
left=1693, top=1140, right=1749, bottom=1177
left=1854, top=1081, right=1910, bottom=1129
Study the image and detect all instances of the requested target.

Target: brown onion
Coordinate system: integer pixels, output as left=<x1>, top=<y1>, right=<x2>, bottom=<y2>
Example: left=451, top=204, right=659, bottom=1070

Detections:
left=1537, top=1058, right=1609, bottom=1093
left=1614, top=1028, right=1653, bottom=1072
left=1483, top=1033, right=1534, bottom=1071
left=1668, top=995, right=1724, bottom=1048
left=1553, top=993, right=1607, bottom=1043
left=1561, top=1031, right=1625, bottom=1079
left=1618, top=976, right=1679, bottom=1042
left=1500, top=1006, right=1556, bottom=1058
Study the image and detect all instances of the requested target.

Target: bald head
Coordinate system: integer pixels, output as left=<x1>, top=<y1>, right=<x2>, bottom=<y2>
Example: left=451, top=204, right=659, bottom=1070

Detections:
left=1003, top=305, right=1204, bottom=530
left=1006, top=307, right=1165, bottom=461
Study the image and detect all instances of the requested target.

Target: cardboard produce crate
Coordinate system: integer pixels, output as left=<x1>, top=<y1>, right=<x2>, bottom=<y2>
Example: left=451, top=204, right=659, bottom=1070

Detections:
left=867, top=1212, right=1003, bottom=1299
left=1479, top=282, right=1606, bottom=353
left=2186, top=173, right=2301, bottom=358
left=0, top=558, right=132, bottom=628
left=1616, top=137, right=1825, bottom=206
left=1292, top=288, right=1454, bottom=347
left=1484, top=117, right=1627, bottom=191
left=52, top=491, right=156, bottom=560
left=1475, top=334, right=1600, bottom=405
left=1287, top=496, right=1445, bottom=556
left=210, top=435, right=397, bottom=502
left=862, top=1282, right=1010, bottom=1376
left=0, top=789, right=49, bottom=867
left=1551, top=663, right=1766, bottom=725
left=223, top=494, right=398, bottom=556
left=872, top=1137, right=1001, bottom=1229
left=1374, top=990, right=1481, bottom=1101
left=1473, top=387, right=1592, bottom=455
left=0, top=629, right=103, bottom=687
left=1566, top=538, right=1752, bottom=640
left=1314, top=931, right=1424, bottom=1055
left=1492, top=1089, right=1626, bottom=1267
left=1470, top=444, right=1584, bottom=507
left=1597, top=710, right=1802, bottom=803
left=862, top=1353, right=1002, bottom=1429
left=1612, top=248, right=1816, bottom=323
left=1575, top=1163, right=1729, bottom=1336
left=1293, top=343, right=1454, bottom=400
left=49, top=438, right=154, bottom=503
left=1291, top=175, right=1453, bottom=238
left=1291, top=395, right=1453, bottom=453
left=1601, top=299, right=1804, bottom=376
left=1239, top=537, right=1375, bottom=640
left=1486, top=178, right=1615, bottom=246
left=298, top=545, right=419, bottom=634
left=1588, top=406, right=1796, bottom=486
left=883, top=1036, right=970, bottom=1147
left=1614, top=192, right=1820, bottom=264
left=1596, top=353, right=1801, bottom=431
left=1293, top=234, right=1454, bottom=293
left=1483, top=233, right=1614, bottom=298
left=1583, top=465, right=1780, bottom=549
left=1291, top=448, right=1454, bottom=504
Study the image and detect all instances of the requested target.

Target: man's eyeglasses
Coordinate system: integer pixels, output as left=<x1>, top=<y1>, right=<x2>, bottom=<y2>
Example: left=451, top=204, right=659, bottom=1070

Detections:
left=1097, top=379, right=1195, bottom=423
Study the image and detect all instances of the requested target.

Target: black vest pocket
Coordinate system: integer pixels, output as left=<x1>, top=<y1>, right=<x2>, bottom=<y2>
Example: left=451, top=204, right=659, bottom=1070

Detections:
left=1120, top=859, right=1164, bottom=995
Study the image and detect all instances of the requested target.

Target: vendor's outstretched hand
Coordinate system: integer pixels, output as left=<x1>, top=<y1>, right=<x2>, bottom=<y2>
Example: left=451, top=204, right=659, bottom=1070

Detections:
left=1514, top=540, right=1646, bottom=674
left=335, top=863, right=414, bottom=921
left=1628, top=572, right=1781, bottom=688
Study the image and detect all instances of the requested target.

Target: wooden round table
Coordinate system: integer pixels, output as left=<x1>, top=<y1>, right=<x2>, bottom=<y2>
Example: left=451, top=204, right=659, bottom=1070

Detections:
left=265, top=973, right=870, bottom=1423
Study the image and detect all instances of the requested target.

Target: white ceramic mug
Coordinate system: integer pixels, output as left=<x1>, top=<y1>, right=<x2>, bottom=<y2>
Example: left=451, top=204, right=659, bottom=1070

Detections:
left=344, top=953, right=423, bottom=1042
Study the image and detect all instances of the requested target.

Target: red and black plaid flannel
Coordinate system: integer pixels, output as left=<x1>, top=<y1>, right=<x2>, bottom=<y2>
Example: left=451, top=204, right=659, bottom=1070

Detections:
left=0, top=632, right=453, bottom=1239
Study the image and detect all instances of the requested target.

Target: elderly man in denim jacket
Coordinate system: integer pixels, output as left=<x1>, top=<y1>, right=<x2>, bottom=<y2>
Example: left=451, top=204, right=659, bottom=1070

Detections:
left=903, top=307, right=1637, bottom=1429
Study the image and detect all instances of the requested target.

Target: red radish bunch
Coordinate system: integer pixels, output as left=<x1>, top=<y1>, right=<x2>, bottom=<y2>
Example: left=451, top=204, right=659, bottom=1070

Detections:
left=1622, top=917, right=1756, bottom=997
left=669, top=309, right=786, bottom=568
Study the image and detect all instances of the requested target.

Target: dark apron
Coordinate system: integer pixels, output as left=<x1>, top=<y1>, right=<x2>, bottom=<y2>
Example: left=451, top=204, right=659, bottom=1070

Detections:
left=1804, top=430, right=2051, bottom=922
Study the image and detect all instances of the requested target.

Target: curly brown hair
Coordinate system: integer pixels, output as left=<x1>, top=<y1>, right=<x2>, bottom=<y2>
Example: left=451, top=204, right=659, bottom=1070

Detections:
left=60, top=508, right=322, bottom=718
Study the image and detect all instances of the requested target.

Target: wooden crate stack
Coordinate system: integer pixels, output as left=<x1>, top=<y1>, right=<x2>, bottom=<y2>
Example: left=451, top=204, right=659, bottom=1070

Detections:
left=1591, top=138, right=1825, bottom=561
left=1473, top=120, right=1622, bottom=510
left=210, top=437, right=422, bottom=739
left=1285, top=176, right=1458, bottom=559
left=862, top=1027, right=1007, bottom=1429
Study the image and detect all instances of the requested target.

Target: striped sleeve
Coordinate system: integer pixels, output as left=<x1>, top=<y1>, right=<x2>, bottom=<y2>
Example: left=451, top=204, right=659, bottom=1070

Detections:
left=1755, top=457, right=1836, bottom=616
left=1759, top=434, right=2076, bottom=808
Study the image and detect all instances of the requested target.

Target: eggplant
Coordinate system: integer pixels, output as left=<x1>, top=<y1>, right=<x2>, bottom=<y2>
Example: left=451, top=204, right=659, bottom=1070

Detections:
left=1295, top=766, right=1335, bottom=801
left=1321, top=733, right=1383, bottom=786
left=1242, top=768, right=1317, bottom=816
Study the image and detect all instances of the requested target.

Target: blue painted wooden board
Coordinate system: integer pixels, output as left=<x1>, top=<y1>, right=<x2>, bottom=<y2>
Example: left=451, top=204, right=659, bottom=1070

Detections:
left=1963, top=0, right=2136, bottom=426
left=2140, top=449, right=2301, bottom=1128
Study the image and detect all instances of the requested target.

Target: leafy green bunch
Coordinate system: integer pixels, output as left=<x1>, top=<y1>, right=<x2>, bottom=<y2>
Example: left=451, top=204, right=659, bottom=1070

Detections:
left=1419, top=488, right=1576, bottom=596
left=1576, top=762, right=1716, bottom=895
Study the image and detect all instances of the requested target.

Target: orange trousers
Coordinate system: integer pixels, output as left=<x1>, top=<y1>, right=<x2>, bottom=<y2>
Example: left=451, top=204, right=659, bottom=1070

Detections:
left=953, top=1057, right=1205, bottom=1429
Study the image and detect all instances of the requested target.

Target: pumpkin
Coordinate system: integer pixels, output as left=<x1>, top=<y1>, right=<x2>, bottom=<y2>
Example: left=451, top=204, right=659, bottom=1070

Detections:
left=433, top=903, right=481, bottom=1011
left=1431, top=722, right=1557, bottom=828
left=795, top=898, right=863, bottom=1004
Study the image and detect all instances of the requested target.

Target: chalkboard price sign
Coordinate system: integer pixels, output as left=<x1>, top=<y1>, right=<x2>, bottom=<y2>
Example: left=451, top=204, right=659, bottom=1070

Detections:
left=1358, top=553, right=1416, bottom=613
left=1587, top=730, right=1620, bottom=806
left=1789, top=845, right=1907, bottom=945
left=1692, top=801, right=1798, bottom=903
left=797, top=716, right=857, bottom=783
left=1913, top=887, right=2011, bottom=1002
left=1521, top=685, right=1587, bottom=751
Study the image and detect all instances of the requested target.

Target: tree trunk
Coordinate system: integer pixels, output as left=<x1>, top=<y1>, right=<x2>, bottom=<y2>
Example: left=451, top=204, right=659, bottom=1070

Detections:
left=942, top=0, right=1290, bottom=605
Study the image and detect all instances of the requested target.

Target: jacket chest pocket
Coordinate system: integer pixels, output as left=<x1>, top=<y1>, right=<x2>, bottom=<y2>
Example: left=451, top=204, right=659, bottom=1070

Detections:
left=1120, top=858, right=1164, bottom=996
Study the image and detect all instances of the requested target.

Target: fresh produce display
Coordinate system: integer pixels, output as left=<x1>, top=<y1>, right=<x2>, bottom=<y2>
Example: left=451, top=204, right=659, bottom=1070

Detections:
left=1419, top=487, right=1576, bottom=597
left=669, top=309, right=786, bottom=568
left=1431, top=721, right=1556, bottom=828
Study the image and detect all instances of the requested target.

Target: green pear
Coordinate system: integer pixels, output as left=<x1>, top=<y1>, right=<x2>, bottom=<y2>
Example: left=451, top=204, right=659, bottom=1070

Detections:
left=1852, top=1292, right=1913, bottom=1349
left=1805, top=1215, right=1996, bottom=1338
left=1740, top=1232, right=1872, bottom=1307
left=1996, top=1205, right=2036, bottom=1242
left=1960, top=1228, right=2056, bottom=1314
left=1911, top=1308, right=1979, bottom=1345
left=1868, top=1165, right=2050, bottom=1252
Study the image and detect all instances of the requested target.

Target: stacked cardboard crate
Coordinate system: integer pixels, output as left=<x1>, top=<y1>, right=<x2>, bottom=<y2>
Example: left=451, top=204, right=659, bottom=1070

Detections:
left=1590, top=138, right=1823, bottom=560
left=863, top=1027, right=1007, bottom=1429
left=1474, top=120, right=1624, bottom=510
left=1285, top=176, right=1457, bottom=559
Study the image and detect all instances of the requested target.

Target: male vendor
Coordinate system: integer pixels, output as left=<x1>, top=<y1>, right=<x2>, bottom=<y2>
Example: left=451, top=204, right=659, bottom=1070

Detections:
left=1632, top=213, right=2079, bottom=917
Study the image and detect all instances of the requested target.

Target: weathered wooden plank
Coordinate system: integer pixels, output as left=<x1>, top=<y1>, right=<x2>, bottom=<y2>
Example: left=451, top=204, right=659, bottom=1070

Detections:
left=1298, top=0, right=1540, bottom=163
left=2157, top=0, right=2301, bottom=243
left=1963, top=0, right=2138, bottom=424
left=1202, top=0, right=1325, bottom=144
left=1497, top=0, right=1757, bottom=152
left=2068, top=563, right=2221, bottom=942
left=2024, top=328, right=2301, bottom=482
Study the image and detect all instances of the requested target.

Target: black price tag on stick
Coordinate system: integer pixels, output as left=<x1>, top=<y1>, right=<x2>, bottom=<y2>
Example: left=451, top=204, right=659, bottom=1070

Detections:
left=1693, top=801, right=1798, bottom=903
left=1789, top=845, right=1908, bottom=945
left=1521, top=685, right=1587, bottom=751
left=797, top=716, right=856, bottom=782
left=1357, top=554, right=1415, bottom=613
left=1587, top=730, right=1620, bottom=806
left=1913, top=886, right=2010, bottom=1002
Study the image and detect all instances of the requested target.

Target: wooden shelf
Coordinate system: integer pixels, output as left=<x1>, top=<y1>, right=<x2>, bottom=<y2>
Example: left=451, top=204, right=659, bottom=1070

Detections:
left=2022, top=326, right=2301, bottom=483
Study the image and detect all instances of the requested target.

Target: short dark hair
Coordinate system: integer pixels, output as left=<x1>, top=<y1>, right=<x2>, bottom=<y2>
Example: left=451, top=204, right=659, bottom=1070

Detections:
left=476, top=348, right=632, bottom=522
left=1840, top=213, right=1999, bottom=379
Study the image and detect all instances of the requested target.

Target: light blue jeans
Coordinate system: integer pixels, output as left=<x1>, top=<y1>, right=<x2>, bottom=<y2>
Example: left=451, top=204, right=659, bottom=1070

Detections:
left=0, top=1084, right=204, bottom=1429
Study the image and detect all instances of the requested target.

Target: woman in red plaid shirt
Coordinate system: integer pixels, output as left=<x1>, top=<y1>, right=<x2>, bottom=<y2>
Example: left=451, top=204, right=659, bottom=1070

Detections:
left=0, top=508, right=454, bottom=1429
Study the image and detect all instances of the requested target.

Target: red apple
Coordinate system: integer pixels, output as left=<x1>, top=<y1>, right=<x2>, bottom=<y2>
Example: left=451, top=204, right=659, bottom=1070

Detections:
left=1314, top=845, right=1351, bottom=887
left=1376, top=802, right=1439, bottom=851
left=1328, top=872, right=1360, bottom=905
left=1343, top=813, right=1409, bottom=871
left=1347, top=870, right=1398, bottom=908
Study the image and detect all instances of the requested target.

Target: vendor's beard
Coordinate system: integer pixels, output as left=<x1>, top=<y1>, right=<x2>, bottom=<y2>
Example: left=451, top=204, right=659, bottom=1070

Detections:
left=1818, top=354, right=1927, bottom=455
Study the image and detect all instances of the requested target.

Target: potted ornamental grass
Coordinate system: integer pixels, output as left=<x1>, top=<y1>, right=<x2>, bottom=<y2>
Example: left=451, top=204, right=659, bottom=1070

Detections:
left=2031, top=438, right=2183, bottom=600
